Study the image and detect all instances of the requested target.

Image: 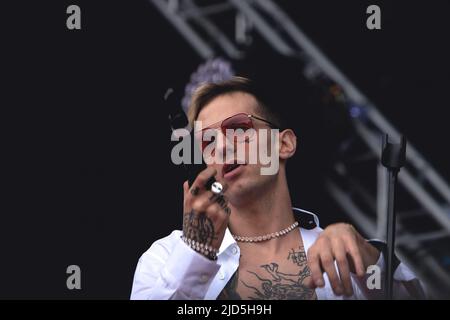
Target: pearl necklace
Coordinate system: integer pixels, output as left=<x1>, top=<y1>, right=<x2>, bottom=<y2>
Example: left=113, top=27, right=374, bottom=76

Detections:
left=231, top=221, right=299, bottom=243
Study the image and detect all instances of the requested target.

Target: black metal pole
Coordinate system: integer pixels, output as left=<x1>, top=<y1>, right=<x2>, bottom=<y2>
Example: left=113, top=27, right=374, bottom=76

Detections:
left=385, top=170, right=398, bottom=299
left=381, top=134, right=406, bottom=300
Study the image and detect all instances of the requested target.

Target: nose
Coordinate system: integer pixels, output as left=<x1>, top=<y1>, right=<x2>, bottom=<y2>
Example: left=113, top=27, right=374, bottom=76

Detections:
left=214, top=129, right=235, bottom=162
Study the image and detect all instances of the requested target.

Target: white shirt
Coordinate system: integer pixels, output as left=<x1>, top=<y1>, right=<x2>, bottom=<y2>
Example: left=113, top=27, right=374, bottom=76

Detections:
left=131, top=208, right=421, bottom=300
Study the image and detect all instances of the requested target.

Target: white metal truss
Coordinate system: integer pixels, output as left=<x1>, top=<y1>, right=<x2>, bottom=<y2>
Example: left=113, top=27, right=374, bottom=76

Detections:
left=151, top=0, right=450, bottom=298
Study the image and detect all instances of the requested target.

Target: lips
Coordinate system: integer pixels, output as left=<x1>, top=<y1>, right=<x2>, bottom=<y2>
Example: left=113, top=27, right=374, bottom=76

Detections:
left=222, top=162, right=246, bottom=178
left=223, top=163, right=240, bottom=174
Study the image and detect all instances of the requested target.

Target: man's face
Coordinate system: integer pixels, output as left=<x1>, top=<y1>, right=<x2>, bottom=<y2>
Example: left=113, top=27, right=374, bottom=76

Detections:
left=196, top=92, right=279, bottom=205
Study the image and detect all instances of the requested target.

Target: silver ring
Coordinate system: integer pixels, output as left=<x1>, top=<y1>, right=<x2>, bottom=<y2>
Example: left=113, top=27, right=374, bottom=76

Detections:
left=210, top=181, right=223, bottom=195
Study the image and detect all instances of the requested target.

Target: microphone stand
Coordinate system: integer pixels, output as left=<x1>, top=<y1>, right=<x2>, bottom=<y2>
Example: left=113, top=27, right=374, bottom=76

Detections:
left=381, top=134, right=406, bottom=299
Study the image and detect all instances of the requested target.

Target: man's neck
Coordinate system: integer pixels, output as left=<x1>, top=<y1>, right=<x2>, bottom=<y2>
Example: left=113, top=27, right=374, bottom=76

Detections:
left=227, top=172, right=296, bottom=252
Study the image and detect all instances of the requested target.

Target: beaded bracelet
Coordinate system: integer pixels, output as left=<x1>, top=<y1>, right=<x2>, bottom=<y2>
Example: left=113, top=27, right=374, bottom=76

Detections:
left=181, top=235, right=219, bottom=261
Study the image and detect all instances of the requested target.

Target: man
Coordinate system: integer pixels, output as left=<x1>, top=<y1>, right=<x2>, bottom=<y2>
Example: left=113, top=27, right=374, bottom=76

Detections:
left=131, top=77, right=424, bottom=299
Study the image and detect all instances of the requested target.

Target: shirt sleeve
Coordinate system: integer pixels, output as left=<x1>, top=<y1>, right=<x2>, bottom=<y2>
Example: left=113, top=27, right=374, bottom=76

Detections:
left=352, top=252, right=426, bottom=299
left=130, top=233, right=221, bottom=300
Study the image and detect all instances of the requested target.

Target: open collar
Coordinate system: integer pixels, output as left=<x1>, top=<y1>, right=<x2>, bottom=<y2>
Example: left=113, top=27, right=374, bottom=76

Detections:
left=218, top=207, right=321, bottom=256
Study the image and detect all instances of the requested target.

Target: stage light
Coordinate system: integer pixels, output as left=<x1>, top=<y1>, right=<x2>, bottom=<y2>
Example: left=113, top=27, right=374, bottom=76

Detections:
left=181, top=58, right=235, bottom=114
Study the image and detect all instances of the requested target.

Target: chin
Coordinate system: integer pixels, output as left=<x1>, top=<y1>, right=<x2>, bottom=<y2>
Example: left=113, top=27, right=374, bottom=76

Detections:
left=226, top=178, right=261, bottom=205
left=225, top=166, right=276, bottom=202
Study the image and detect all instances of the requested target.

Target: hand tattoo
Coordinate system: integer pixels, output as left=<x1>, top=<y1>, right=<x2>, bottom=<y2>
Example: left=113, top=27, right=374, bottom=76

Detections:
left=190, top=187, right=200, bottom=196
left=183, top=210, right=217, bottom=246
left=209, top=193, right=231, bottom=215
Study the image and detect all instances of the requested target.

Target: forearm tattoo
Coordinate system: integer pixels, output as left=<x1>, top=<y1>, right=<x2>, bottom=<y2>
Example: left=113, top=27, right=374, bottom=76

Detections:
left=183, top=210, right=217, bottom=246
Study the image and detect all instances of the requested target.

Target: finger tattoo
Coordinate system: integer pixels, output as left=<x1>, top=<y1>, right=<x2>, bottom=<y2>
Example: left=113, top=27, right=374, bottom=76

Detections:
left=190, top=186, right=200, bottom=196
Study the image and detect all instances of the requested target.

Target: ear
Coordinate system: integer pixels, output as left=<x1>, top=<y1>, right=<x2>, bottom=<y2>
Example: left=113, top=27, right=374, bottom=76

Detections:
left=279, top=129, right=297, bottom=160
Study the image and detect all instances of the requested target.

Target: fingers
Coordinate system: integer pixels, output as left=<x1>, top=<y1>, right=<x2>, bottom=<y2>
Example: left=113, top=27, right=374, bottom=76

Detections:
left=345, top=238, right=365, bottom=277
left=303, top=276, right=314, bottom=290
left=307, top=250, right=324, bottom=289
left=321, top=246, right=343, bottom=296
left=182, top=167, right=231, bottom=253
left=183, top=180, right=190, bottom=197
left=191, top=194, right=230, bottom=217
left=191, top=167, right=217, bottom=193
left=212, top=194, right=231, bottom=215
left=191, top=196, right=221, bottom=214
left=186, top=167, right=217, bottom=201
left=332, top=240, right=353, bottom=296
left=307, top=244, right=344, bottom=296
left=185, top=166, right=231, bottom=215
left=307, top=232, right=364, bottom=297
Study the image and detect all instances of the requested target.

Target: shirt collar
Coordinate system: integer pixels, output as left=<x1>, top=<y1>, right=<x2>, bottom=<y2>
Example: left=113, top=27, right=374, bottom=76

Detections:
left=218, top=207, right=320, bottom=256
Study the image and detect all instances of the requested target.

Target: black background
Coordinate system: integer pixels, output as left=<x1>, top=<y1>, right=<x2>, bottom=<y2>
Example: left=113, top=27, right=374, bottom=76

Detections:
left=2, top=0, right=449, bottom=298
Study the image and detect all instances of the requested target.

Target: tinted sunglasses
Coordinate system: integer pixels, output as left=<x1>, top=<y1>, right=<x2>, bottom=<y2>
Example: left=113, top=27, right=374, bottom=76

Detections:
left=195, top=113, right=278, bottom=152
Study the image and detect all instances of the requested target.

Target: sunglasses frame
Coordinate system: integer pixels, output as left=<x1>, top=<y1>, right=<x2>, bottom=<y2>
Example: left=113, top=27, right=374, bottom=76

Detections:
left=194, top=112, right=279, bottom=152
left=196, top=113, right=278, bottom=132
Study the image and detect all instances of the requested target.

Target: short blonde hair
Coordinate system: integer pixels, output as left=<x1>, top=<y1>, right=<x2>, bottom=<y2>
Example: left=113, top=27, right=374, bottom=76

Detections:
left=187, top=76, right=282, bottom=129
